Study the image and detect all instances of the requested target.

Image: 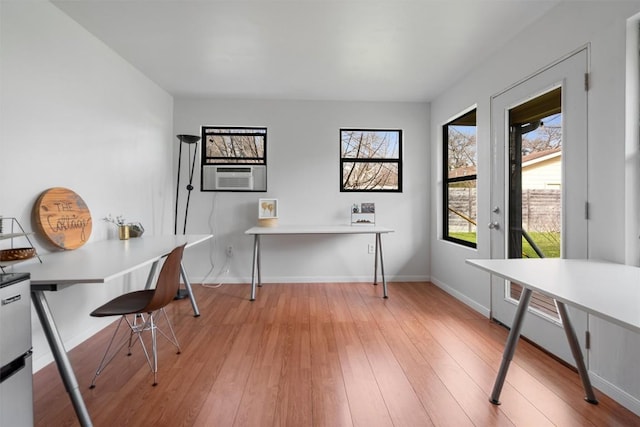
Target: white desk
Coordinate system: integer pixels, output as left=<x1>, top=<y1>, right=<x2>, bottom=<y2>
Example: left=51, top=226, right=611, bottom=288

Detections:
left=245, top=225, right=394, bottom=301
left=466, top=258, right=640, bottom=406
left=11, top=234, right=212, bottom=427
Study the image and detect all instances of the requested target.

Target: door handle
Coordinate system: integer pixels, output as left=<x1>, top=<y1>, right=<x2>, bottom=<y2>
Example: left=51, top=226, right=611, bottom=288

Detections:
left=488, top=221, right=500, bottom=230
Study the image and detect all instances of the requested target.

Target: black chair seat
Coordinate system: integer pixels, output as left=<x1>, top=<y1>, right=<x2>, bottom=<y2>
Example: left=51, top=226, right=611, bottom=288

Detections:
left=90, top=290, right=155, bottom=317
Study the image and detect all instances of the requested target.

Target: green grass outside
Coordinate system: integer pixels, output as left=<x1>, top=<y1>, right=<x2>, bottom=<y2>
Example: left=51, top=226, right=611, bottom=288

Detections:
left=450, top=231, right=560, bottom=258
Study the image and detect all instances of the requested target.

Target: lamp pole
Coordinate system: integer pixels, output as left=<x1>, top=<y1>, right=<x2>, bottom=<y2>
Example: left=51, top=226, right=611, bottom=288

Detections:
left=174, top=134, right=201, bottom=235
left=174, top=134, right=200, bottom=300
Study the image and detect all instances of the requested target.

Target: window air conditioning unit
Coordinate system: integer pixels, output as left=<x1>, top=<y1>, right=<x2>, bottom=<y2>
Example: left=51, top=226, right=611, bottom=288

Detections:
left=202, top=164, right=266, bottom=191
left=214, top=166, right=254, bottom=190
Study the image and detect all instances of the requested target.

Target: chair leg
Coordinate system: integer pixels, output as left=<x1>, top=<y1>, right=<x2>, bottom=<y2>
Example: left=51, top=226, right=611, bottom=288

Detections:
left=90, top=316, right=128, bottom=389
left=131, top=312, right=161, bottom=386
left=156, top=308, right=181, bottom=354
left=147, top=308, right=181, bottom=386
left=130, top=314, right=155, bottom=379
left=90, top=310, right=181, bottom=388
left=127, top=313, right=145, bottom=356
left=150, top=313, right=158, bottom=386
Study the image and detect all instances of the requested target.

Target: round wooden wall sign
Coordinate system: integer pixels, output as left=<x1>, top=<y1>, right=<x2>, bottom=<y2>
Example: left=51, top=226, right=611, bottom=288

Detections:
left=34, top=187, right=92, bottom=250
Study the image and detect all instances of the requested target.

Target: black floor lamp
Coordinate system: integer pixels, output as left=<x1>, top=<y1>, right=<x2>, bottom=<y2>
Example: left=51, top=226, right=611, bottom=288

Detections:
left=174, top=134, right=201, bottom=235
left=174, top=134, right=200, bottom=299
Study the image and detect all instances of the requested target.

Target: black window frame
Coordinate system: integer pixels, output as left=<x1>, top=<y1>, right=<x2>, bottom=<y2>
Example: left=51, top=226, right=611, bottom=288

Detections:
left=201, top=126, right=267, bottom=166
left=339, top=128, right=403, bottom=193
left=443, top=109, right=477, bottom=249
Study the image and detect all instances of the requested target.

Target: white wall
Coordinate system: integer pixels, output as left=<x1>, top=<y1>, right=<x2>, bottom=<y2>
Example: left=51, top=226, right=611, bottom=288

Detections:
left=0, top=2, right=174, bottom=370
left=173, top=98, right=430, bottom=286
left=430, top=0, right=640, bottom=414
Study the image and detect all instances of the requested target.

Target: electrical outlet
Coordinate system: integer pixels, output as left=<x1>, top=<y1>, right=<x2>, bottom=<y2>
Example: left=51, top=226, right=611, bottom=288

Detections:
left=226, top=246, right=233, bottom=257
left=367, top=244, right=375, bottom=254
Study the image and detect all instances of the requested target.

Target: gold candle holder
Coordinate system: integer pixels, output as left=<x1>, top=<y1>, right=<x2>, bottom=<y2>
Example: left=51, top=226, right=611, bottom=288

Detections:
left=118, top=225, right=130, bottom=240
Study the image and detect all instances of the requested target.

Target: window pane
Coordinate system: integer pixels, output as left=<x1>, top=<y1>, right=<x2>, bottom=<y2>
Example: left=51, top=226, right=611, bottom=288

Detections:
left=205, top=135, right=265, bottom=159
left=447, top=125, right=476, bottom=179
left=447, top=179, right=477, bottom=245
left=341, top=130, right=400, bottom=159
left=202, top=127, right=266, bottom=165
left=340, top=128, right=402, bottom=192
left=343, top=161, right=399, bottom=190
left=507, top=89, right=562, bottom=321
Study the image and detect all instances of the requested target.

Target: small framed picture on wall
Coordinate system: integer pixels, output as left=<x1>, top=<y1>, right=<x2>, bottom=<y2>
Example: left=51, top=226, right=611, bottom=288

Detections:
left=259, top=199, right=278, bottom=218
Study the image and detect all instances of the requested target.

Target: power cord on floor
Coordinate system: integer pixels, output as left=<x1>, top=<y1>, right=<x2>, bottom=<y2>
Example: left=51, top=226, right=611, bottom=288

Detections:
left=200, top=251, right=231, bottom=289
left=198, top=192, right=231, bottom=289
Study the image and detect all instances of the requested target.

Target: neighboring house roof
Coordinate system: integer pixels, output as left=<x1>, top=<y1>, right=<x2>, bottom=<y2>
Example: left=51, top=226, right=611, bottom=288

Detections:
left=522, top=147, right=561, bottom=167
left=448, top=147, right=561, bottom=179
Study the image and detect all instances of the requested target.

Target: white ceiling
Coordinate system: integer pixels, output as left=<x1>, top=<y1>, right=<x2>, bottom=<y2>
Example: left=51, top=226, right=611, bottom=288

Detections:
left=52, top=0, right=561, bottom=102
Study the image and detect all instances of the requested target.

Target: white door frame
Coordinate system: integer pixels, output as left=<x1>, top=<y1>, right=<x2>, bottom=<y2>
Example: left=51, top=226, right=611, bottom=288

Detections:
left=489, top=46, right=589, bottom=365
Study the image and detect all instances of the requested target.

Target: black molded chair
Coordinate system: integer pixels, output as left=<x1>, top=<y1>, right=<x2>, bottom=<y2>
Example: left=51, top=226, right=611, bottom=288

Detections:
left=89, top=244, right=186, bottom=388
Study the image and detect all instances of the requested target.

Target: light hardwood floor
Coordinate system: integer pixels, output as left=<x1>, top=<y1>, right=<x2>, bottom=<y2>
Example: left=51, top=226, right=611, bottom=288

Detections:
left=33, top=282, right=640, bottom=426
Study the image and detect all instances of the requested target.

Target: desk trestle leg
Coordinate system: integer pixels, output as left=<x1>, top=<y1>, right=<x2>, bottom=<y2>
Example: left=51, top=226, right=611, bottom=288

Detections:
left=556, top=301, right=598, bottom=404
left=490, top=287, right=533, bottom=405
left=32, top=290, right=93, bottom=427
left=257, top=236, right=262, bottom=287
left=144, top=261, right=159, bottom=290
left=377, top=233, right=388, bottom=299
left=373, top=235, right=379, bottom=286
left=250, top=235, right=260, bottom=301
left=180, top=263, right=200, bottom=317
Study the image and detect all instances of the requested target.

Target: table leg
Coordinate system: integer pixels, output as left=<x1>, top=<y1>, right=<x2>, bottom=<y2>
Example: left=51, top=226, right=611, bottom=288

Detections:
left=257, top=235, right=262, bottom=287
left=144, top=260, right=159, bottom=290
left=250, top=235, right=259, bottom=301
left=31, top=290, right=93, bottom=427
left=180, top=262, right=200, bottom=317
left=377, top=233, right=388, bottom=299
left=373, top=235, right=379, bottom=286
left=556, top=301, right=598, bottom=404
left=490, top=286, right=533, bottom=404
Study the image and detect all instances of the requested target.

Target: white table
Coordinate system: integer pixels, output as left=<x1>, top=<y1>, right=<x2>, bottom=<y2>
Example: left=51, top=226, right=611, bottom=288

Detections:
left=245, top=225, right=394, bottom=301
left=11, top=234, right=212, bottom=427
left=466, top=258, right=640, bottom=406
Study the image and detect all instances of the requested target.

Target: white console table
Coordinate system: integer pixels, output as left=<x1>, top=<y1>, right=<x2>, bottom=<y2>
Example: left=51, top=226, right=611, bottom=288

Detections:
left=466, top=258, right=640, bottom=406
left=245, top=225, right=394, bottom=301
left=10, top=234, right=212, bottom=427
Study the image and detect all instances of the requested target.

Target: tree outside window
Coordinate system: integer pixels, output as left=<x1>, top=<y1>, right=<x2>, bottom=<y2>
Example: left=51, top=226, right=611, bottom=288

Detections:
left=202, top=127, right=266, bottom=165
left=340, top=129, right=402, bottom=192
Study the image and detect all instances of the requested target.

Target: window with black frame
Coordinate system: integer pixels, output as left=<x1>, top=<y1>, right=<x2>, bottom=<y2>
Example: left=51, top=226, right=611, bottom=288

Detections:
left=340, top=129, right=402, bottom=192
left=202, top=126, right=266, bottom=164
left=443, top=109, right=477, bottom=248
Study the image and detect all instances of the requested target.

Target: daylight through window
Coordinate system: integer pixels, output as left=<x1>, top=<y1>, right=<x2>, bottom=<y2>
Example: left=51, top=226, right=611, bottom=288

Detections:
left=443, top=109, right=477, bottom=248
left=340, top=129, right=402, bottom=192
left=202, top=127, right=266, bottom=165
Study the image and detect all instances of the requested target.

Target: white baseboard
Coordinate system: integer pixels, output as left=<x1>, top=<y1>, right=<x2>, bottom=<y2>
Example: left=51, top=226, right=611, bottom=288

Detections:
left=197, top=274, right=430, bottom=284
left=590, top=372, right=640, bottom=417
left=429, top=276, right=491, bottom=318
